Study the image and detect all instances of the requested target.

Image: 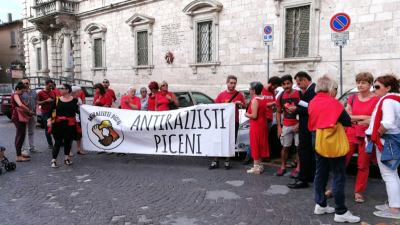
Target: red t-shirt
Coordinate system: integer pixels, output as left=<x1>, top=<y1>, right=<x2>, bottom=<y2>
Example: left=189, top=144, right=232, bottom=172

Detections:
left=38, top=89, right=56, bottom=113
left=93, top=94, right=112, bottom=107
left=346, top=94, right=380, bottom=142
left=261, top=87, right=275, bottom=122
left=156, top=92, right=175, bottom=111
left=148, top=93, right=156, bottom=111
left=53, top=88, right=61, bottom=97
left=79, top=90, right=86, bottom=104
left=215, top=90, right=245, bottom=123
left=120, top=95, right=141, bottom=110
left=106, top=88, right=117, bottom=102
left=276, top=89, right=301, bottom=126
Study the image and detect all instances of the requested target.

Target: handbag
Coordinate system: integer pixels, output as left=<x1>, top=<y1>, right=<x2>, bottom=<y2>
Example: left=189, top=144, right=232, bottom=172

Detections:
left=315, top=123, right=350, bottom=158
left=16, top=107, right=31, bottom=123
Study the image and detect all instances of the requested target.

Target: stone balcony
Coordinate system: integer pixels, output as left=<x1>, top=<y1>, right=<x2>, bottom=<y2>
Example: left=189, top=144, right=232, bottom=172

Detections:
left=29, top=0, right=79, bottom=33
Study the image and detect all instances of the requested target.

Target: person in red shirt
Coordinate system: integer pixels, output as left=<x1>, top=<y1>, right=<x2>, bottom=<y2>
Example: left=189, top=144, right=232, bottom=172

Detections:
left=155, top=81, right=178, bottom=111
left=120, top=87, right=141, bottom=110
left=78, top=89, right=86, bottom=104
left=103, top=79, right=117, bottom=103
left=38, top=79, right=56, bottom=149
left=93, top=83, right=112, bottom=107
left=147, top=81, right=159, bottom=111
left=344, top=72, right=380, bottom=203
left=245, top=82, right=270, bottom=174
left=210, top=75, right=245, bottom=170
left=262, top=76, right=282, bottom=127
left=276, top=75, right=301, bottom=177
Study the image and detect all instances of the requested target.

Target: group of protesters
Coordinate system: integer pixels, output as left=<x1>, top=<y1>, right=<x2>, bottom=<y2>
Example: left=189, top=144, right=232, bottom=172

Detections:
left=6, top=71, right=400, bottom=222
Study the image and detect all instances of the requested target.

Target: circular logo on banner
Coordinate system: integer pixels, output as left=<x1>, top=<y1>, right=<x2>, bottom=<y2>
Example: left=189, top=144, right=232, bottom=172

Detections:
left=87, top=114, right=124, bottom=151
left=330, top=13, right=351, bottom=32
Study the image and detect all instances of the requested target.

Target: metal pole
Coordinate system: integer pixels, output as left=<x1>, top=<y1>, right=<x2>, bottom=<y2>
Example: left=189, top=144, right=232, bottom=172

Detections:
left=339, top=45, right=343, bottom=96
left=267, top=44, right=270, bottom=81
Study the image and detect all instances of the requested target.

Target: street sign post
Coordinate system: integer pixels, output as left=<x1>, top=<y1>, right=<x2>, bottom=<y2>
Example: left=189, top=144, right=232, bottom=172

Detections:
left=330, top=13, right=351, bottom=96
left=263, top=25, right=273, bottom=80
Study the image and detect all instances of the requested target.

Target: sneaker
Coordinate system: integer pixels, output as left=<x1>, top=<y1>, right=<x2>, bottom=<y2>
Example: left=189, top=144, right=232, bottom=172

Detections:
left=373, top=209, right=400, bottom=219
left=29, top=147, right=42, bottom=153
left=275, top=168, right=286, bottom=176
left=21, top=150, right=30, bottom=157
left=51, top=159, right=59, bottom=168
left=209, top=161, right=219, bottom=169
left=224, top=161, right=231, bottom=170
left=314, top=204, right=335, bottom=215
left=64, top=158, right=73, bottom=166
left=334, top=211, right=360, bottom=223
left=247, top=165, right=262, bottom=174
left=375, top=203, right=389, bottom=211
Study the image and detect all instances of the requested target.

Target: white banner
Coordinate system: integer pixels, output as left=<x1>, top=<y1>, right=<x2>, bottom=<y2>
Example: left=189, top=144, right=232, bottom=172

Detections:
left=80, top=104, right=235, bottom=157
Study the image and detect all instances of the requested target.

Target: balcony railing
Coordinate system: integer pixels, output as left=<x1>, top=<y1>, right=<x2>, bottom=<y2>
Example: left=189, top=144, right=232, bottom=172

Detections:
left=33, top=0, right=78, bottom=18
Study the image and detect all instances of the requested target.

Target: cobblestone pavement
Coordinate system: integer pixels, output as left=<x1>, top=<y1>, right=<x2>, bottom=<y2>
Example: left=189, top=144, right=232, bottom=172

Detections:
left=0, top=117, right=398, bottom=225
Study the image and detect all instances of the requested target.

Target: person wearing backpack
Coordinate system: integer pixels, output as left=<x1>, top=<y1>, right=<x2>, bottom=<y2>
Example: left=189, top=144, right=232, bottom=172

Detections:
left=308, top=75, right=360, bottom=223
left=344, top=72, right=380, bottom=203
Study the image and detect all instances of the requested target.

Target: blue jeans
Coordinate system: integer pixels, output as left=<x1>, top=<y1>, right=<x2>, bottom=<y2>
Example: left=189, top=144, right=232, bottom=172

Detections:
left=41, top=112, right=53, bottom=146
left=314, top=153, right=347, bottom=215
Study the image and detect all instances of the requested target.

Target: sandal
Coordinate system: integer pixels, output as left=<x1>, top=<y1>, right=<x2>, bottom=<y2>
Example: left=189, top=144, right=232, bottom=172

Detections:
left=64, top=158, right=73, bottom=166
left=77, top=151, right=86, bottom=155
left=21, top=154, right=31, bottom=158
left=51, top=159, right=59, bottom=168
left=16, top=156, right=30, bottom=162
left=355, top=193, right=365, bottom=203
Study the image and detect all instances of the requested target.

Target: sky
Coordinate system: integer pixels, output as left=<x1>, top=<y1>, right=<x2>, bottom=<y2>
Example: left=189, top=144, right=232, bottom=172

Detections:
left=0, top=0, right=23, bottom=23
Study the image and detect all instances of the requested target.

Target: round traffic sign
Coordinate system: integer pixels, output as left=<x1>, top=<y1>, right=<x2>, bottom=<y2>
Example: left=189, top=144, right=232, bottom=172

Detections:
left=330, top=13, right=351, bottom=32
left=264, top=25, right=272, bottom=35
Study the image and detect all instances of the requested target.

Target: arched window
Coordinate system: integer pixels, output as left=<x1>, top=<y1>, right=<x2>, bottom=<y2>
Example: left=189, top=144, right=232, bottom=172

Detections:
left=84, top=23, right=107, bottom=71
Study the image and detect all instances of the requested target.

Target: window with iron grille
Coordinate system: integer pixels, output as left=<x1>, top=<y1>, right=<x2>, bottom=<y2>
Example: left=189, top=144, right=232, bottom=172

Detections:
left=285, top=5, right=310, bottom=58
left=197, top=21, right=213, bottom=63
left=36, top=48, right=42, bottom=70
left=93, top=38, right=103, bottom=67
left=137, top=31, right=148, bottom=66
left=10, top=31, right=16, bottom=47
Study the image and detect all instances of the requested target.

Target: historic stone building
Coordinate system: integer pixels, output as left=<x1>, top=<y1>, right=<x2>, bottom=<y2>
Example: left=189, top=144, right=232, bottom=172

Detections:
left=22, top=0, right=400, bottom=97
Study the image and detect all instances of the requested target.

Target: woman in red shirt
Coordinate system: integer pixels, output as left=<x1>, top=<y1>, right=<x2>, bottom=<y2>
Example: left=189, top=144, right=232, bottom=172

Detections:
left=345, top=72, right=380, bottom=203
left=155, top=81, right=178, bottom=111
left=245, top=82, right=270, bottom=174
left=120, top=87, right=141, bottom=110
left=93, top=83, right=112, bottom=107
left=147, top=81, right=159, bottom=111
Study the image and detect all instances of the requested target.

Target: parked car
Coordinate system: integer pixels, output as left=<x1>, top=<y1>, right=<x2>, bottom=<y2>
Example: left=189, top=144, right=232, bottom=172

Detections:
left=0, top=84, right=13, bottom=119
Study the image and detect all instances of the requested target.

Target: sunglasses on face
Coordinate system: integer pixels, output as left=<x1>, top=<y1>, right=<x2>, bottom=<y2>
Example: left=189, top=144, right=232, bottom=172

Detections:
left=103, top=81, right=109, bottom=84
left=161, top=84, right=168, bottom=87
left=23, top=82, right=29, bottom=85
left=374, top=85, right=381, bottom=90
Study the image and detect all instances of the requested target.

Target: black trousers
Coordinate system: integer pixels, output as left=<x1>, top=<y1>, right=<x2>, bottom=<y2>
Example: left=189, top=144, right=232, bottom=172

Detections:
left=298, top=129, right=316, bottom=183
left=52, top=122, right=75, bottom=159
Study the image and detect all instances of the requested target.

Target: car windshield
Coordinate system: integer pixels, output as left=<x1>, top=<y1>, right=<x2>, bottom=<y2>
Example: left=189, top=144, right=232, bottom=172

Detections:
left=81, top=87, right=94, bottom=97
left=0, top=85, right=12, bottom=95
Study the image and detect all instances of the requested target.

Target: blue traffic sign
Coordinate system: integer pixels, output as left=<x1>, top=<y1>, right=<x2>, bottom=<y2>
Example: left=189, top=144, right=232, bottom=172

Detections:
left=264, top=25, right=272, bottom=35
left=330, top=13, right=351, bottom=32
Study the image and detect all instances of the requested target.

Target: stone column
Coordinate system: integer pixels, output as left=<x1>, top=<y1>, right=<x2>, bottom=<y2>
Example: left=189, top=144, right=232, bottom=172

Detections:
left=40, top=34, right=50, bottom=77
left=62, top=29, right=73, bottom=78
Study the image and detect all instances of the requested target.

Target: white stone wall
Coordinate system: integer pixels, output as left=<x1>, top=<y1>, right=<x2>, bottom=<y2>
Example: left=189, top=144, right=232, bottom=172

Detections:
left=23, top=0, right=400, bottom=98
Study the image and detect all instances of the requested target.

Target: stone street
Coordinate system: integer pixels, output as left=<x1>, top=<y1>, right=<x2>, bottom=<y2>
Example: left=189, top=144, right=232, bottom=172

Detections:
left=0, top=116, right=398, bottom=225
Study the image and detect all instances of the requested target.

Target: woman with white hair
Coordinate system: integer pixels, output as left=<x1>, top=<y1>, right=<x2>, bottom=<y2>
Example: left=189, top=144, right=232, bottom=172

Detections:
left=308, top=75, right=360, bottom=223
left=120, top=87, right=141, bottom=110
left=71, top=86, right=85, bottom=155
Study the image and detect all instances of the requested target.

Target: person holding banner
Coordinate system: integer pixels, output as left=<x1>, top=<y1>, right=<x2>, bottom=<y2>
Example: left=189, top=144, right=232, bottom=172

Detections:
left=209, top=75, right=245, bottom=169
left=147, top=81, right=159, bottom=111
left=103, top=79, right=117, bottom=103
left=93, top=83, right=112, bottom=107
left=120, top=87, right=141, bottom=110
left=48, top=84, right=80, bottom=168
left=139, top=87, right=148, bottom=111
left=155, top=81, right=179, bottom=111
left=245, top=82, right=269, bottom=174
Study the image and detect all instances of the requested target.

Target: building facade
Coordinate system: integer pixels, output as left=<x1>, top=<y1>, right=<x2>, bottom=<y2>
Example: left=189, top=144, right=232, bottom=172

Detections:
left=0, top=14, right=24, bottom=83
left=22, top=0, right=400, bottom=97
